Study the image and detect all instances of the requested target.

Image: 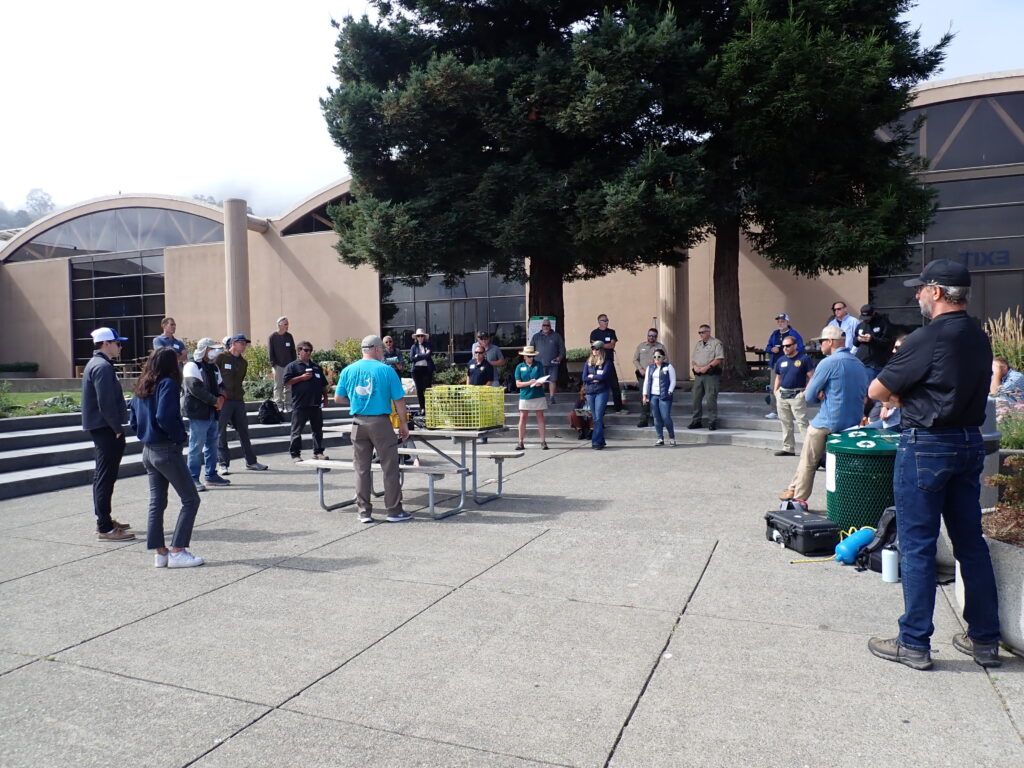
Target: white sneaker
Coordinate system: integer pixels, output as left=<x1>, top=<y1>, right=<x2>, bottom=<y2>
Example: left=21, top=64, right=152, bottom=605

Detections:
left=168, top=550, right=205, bottom=568
left=765, top=412, right=779, bottom=419
left=669, top=439, right=677, bottom=446
left=154, top=552, right=168, bottom=568
left=654, top=438, right=664, bottom=446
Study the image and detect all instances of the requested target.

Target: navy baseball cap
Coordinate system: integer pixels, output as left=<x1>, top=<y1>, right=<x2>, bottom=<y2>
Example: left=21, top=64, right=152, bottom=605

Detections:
left=227, top=333, right=252, bottom=344
left=904, top=259, right=971, bottom=288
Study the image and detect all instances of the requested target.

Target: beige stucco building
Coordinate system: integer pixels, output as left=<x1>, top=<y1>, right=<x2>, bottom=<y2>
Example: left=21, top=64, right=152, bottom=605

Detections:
left=2, top=71, right=1021, bottom=380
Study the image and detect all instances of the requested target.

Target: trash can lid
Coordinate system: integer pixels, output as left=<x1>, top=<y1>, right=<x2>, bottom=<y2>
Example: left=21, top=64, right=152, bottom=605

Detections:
left=826, top=428, right=900, bottom=455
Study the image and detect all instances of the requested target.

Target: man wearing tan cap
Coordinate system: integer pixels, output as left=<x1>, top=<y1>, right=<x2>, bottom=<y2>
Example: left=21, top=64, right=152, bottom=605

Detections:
left=778, top=325, right=867, bottom=504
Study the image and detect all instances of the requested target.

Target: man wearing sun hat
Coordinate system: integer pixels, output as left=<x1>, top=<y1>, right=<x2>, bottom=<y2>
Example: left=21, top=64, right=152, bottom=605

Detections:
left=82, top=327, right=135, bottom=541
left=867, top=258, right=1002, bottom=670
left=778, top=324, right=866, bottom=504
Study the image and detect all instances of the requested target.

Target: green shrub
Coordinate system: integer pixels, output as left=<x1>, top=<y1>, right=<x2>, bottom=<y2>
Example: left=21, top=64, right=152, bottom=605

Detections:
left=243, top=342, right=272, bottom=381
left=985, top=309, right=1024, bottom=371
left=331, top=338, right=363, bottom=365
left=434, top=366, right=467, bottom=385
left=0, top=361, right=40, bottom=373
left=243, top=378, right=275, bottom=401
left=997, top=403, right=1024, bottom=450
left=18, top=394, right=81, bottom=415
left=565, top=348, right=590, bottom=362
left=0, top=380, right=12, bottom=417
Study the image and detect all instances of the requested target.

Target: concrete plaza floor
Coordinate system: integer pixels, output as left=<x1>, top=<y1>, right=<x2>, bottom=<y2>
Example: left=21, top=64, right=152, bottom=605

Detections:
left=1, top=436, right=1022, bottom=767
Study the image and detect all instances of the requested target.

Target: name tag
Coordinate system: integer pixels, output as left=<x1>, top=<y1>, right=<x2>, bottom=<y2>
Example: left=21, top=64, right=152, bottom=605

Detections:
left=285, top=342, right=291, bottom=347
left=314, top=373, right=321, bottom=379
left=305, top=368, right=312, bottom=373
left=605, top=337, right=611, bottom=342
left=780, top=361, right=789, bottom=368
left=224, top=363, right=232, bottom=370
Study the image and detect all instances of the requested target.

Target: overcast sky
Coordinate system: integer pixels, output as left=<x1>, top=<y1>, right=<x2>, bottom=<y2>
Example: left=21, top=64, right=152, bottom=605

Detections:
left=1, top=0, right=1020, bottom=218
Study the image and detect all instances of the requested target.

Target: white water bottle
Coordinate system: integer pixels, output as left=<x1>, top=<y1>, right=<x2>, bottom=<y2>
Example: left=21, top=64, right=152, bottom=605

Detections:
left=881, top=546, right=899, bottom=583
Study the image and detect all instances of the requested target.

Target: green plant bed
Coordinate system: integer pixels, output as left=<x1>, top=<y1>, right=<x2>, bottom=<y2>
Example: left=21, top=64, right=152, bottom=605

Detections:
left=0, top=361, right=40, bottom=373
left=997, top=403, right=1024, bottom=450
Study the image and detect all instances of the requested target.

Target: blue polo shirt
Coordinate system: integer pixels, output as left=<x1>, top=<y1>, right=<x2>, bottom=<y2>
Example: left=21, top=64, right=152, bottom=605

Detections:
left=804, top=347, right=867, bottom=431
left=336, top=359, right=404, bottom=415
left=773, top=353, right=814, bottom=389
left=467, top=360, right=494, bottom=386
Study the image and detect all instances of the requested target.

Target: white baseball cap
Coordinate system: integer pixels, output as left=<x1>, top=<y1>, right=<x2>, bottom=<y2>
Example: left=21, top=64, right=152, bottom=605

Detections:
left=90, top=327, right=128, bottom=343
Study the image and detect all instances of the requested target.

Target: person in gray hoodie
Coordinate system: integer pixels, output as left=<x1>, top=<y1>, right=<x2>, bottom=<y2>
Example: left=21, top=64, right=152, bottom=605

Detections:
left=529, top=320, right=565, bottom=404
left=81, top=327, right=134, bottom=541
left=183, top=338, right=230, bottom=490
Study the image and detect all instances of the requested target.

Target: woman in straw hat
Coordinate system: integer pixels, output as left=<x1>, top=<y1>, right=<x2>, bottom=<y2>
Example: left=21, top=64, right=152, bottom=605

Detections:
left=408, top=329, right=435, bottom=411
left=515, top=346, right=548, bottom=450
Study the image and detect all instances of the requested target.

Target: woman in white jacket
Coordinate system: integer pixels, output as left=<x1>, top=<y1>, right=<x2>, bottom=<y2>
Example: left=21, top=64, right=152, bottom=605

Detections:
left=642, top=351, right=677, bottom=446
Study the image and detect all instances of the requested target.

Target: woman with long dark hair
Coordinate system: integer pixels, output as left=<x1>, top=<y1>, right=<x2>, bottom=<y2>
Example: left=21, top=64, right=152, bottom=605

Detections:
left=130, top=347, right=204, bottom=568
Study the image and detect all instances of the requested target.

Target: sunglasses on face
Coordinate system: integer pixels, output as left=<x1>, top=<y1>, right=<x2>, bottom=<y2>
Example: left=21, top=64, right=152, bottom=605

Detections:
left=647, top=334, right=657, bottom=338
left=698, top=329, right=710, bottom=334
left=598, top=318, right=608, bottom=323
left=832, top=306, right=845, bottom=312
left=782, top=344, right=795, bottom=348
left=653, top=355, right=664, bottom=359
left=299, top=347, right=313, bottom=352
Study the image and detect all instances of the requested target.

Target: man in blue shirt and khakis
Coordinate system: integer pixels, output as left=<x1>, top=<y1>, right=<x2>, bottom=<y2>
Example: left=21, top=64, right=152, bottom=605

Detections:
left=335, top=335, right=411, bottom=523
left=778, top=325, right=867, bottom=504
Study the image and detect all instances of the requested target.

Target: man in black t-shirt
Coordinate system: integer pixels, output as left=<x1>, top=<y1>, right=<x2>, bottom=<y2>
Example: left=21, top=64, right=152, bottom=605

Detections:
left=283, top=340, right=330, bottom=461
left=867, top=259, right=1001, bottom=671
left=590, top=313, right=623, bottom=412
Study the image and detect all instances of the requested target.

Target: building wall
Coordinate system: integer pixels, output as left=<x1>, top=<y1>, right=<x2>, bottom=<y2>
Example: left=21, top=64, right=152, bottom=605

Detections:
left=165, top=229, right=381, bottom=352
left=0, top=259, right=72, bottom=377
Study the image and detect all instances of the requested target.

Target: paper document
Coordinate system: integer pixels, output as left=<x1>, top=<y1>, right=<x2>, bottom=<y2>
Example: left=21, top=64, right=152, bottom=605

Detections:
left=532, top=375, right=550, bottom=386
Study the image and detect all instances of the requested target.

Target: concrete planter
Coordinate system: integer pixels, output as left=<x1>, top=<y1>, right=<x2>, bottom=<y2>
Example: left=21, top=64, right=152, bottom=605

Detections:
left=955, top=537, right=1024, bottom=656
left=0, top=371, right=37, bottom=379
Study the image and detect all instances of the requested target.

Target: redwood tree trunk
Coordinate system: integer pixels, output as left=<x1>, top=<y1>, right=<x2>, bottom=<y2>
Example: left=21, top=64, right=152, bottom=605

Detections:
left=528, top=256, right=568, bottom=387
left=712, top=216, right=750, bottom=381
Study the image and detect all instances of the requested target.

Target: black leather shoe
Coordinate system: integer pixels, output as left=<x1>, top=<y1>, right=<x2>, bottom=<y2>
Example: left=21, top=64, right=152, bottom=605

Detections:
left=687, top=421, right=701, bottom=429
left=868, top=636, right=932, bottom=670
left=953, top=632, right=1002, bottom=668
left=774, top=450, right=796, bottom=457
left=708, top=421, right=718, bottom=431
left=636, top=419, right=649, bottom=428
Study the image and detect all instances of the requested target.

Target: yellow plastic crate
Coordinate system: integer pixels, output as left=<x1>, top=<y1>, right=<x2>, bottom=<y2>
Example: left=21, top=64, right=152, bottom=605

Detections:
left=425, top=385, right=505, bottom=430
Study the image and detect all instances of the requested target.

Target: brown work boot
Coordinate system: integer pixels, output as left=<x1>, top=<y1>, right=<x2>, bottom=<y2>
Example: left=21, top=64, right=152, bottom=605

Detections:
left=111, top=519, right=131, bottom=531
left=868, top=636, right=932, bottom=670
left=97, top=529, right=136, bottom=541
left=953, top=633, right=1002, bottom=668
left=778, top=489, right=795, bottom=501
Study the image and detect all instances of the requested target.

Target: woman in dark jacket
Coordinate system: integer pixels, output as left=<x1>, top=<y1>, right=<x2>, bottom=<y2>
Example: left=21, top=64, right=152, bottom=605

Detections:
left=409, top=328, right=435, bottom=412
left=583, top=341, right=611, bottom=450
left=129, top=347, right=204, bottom=568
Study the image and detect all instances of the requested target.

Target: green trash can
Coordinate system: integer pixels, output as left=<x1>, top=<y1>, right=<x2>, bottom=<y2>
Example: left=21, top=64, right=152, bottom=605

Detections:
left=825, top=429, right=900, bottom=531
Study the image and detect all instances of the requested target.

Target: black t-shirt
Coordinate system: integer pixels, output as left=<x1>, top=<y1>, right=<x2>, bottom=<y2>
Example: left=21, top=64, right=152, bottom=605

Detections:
left=590, top=327, right=619, bottom=361
left=269, top=332, right=297, bottom=367
left=877, top=310, right=991, bottom=429
left=466, top=360, right=494, bottom=386
left=283, top=359, right=328, bottom=409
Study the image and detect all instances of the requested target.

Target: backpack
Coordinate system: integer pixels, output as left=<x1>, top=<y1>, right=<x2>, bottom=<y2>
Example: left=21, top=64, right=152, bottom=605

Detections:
left=855, top=506, right=898, bottom=571
left=257, top=399, right=284, bottom=425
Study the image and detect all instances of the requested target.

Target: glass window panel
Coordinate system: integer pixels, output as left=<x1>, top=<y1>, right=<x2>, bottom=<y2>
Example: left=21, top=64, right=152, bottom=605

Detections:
left=73, top=298, right=94, bottom=318
left=144, top=295, right=165, bottom=316
left=489, top=274, right=525, bottom=296
left=869, top=276, right=919, bottom=309
left=381, top=303, right=414, bottom=327
left=934, top=176, right=1024, bottom=209
left=382, top=281, right=414, bottom=303
left=927, top=205, right=1024, bottom=241
left=74, top=339, right=96, bottom=362
left=488, top=296, right=525, bottom=322
left=94, top=276, right=142, bottom=298
left=142, top=274, right=164, bottom=295
left=141, top=254, right=164, bottom=274
left=462, top=272, right=488, bottom=298
left=95, top=296, right=142, bottom=316
left=71, top=280, right=93, bottom=299
left=415, top=276, right=453, bottom=300
left=979, top=271, right=1024, bottom=321
left=93, top=255, right=142, bottom=277
left=919, top=100, right=972, bottom=163
left=490, top=322, right=526, bottom=349
left=70, top=258, right=92, bottom=279
left=923, top=237, right=1024, bottom=272
left=932, top=98, right=1024, bottom=170
left=73, top=319, right=98, bottom=338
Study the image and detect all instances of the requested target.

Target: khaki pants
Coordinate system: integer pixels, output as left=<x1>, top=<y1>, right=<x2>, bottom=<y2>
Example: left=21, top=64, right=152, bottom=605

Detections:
left=351, top=414, right=403, bottom=516
left=775, top=390, right=809, bottom=454
left=691, top=374, right=720, bottom=424
left=273, top=364, right=291, bottom=410
left=787, top=425, right=831, bottom=502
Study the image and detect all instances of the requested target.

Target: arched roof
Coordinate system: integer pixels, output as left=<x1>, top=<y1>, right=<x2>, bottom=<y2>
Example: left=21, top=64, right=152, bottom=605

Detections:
left=912, top=69, right=1024, bottom=108
left=274, top=177, right=351, bottom=234
left=0, top=194, right=269, bottom=263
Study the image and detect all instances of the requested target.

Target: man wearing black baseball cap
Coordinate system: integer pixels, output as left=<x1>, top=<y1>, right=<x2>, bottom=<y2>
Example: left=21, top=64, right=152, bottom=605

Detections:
left=867, top=259, right=1001, bottom=670
left=215, top=334, right=267, bottom=473
left=852, top=303, right=893, bottom=379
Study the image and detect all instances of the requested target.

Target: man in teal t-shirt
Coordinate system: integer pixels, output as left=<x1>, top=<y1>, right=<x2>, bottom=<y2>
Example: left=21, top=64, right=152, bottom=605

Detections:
left=335, top=335, right=411, bottom=523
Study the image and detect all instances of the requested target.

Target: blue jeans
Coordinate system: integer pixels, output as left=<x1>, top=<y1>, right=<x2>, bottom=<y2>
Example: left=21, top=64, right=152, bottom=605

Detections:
left=587, top=390, right=609, bottom=446
left=650, top=395, right=674, bottom=439
left=142, top=442, right=201, bottom=550
left=187, top=417, right=219, bottom=481
left=894, top=428, right=1000, bottom=650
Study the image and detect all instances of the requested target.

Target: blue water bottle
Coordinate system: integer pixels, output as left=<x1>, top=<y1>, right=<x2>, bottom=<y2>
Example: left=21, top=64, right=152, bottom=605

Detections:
left=834, top=527, right=875, bottom=564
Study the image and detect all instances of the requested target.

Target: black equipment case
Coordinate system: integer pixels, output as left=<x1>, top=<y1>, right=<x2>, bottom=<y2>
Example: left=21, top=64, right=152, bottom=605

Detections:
left=765, top=509, right=840, bottom=556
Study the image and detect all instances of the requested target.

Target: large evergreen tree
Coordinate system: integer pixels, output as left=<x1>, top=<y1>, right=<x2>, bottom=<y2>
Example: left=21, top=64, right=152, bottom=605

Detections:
left=322, top=1, right=944, bottom=374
